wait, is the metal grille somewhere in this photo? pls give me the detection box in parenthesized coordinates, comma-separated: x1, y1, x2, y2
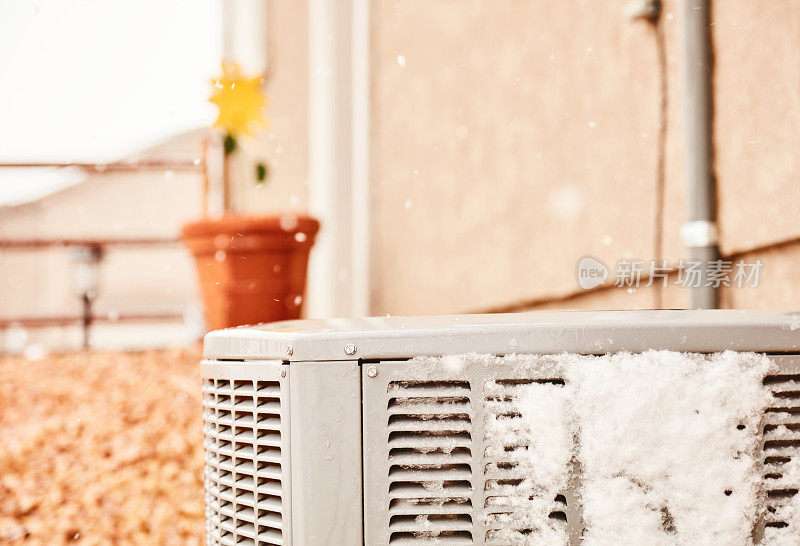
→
(386, 380, 475, 544)
(483, 377, 578, 544)
(761, 369, 800, 537)
(363, 360, 582, 544)
(364, 356, 800, 545)
(203, 377, 286, 546)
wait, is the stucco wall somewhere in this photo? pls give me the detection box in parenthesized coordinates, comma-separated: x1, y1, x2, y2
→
(369, 0, 800, 315)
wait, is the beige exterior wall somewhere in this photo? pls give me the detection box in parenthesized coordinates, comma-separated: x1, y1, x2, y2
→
(369, 0, 800, 315)
(2, 0, 800, 352)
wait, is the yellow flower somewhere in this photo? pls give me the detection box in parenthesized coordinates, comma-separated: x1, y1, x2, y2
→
(209, 62, 267, 137)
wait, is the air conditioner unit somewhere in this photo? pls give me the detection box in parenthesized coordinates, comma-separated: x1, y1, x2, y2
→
(201, 310, 800, 545)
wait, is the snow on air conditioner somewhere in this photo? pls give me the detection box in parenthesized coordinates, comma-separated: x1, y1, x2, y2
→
(200, 310, 800, 545)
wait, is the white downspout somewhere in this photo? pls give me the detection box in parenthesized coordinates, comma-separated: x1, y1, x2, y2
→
(308, 0, 370, 318)
(351, 0, 371, 317)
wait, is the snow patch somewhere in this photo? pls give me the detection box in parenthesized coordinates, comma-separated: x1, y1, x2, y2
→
(484, 379, 573, 545)
(565, 351, 771, 545)
(408, 350, 782, 544)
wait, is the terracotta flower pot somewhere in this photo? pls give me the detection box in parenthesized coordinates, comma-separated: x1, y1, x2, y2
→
(181, 214, 320, 331)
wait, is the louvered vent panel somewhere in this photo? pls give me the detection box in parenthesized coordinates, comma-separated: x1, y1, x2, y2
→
(203, 378, 285, 546)
(365, 355, 800, 545)
(386, 380, 475, 544)
(761, 371, 800, 538)
(482, 378, 573, 544)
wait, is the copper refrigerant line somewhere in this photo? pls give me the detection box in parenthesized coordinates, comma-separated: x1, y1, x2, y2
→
(0, 238, 177, 249)
(0, 157, 212, 218)
(0, 312, 182, 329)
(0, 160, 202, 171)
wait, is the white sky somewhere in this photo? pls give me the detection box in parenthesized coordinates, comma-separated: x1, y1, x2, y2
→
(0, 0, 222, 206)
(0, 0, 222, 163)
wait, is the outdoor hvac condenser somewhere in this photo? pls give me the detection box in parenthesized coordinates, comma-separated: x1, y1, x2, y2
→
(201, 310, 800, 545)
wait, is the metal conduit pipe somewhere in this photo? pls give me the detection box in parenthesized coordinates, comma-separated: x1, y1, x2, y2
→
(681, 0, 720, 309)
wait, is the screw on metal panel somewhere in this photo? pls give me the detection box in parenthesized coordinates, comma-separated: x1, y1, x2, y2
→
(280, 369, 286, 378)
(344, 343, 357, 356)
(285, 345, 293, 356)
(366, 366, 378, 378)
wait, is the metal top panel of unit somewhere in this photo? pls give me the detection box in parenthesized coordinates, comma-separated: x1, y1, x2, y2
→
(203, 309, 800, 362)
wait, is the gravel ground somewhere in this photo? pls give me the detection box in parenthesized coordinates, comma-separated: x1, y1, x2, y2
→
(0, 348, 204, 545)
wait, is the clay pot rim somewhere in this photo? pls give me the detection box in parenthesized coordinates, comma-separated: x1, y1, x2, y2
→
(182, 213, 320, 238)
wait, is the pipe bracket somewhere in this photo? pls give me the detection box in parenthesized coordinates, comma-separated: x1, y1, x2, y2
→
(681, 220, 718, 248)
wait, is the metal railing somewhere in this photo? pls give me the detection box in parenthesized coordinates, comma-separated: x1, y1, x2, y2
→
(0, 158, 207, 349)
